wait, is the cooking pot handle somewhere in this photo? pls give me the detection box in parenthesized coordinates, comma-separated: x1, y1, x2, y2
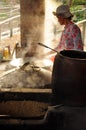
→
(38, 43, 58, 53)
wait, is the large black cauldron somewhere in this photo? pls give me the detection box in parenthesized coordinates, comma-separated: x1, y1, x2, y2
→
(51, 50, 86, 106)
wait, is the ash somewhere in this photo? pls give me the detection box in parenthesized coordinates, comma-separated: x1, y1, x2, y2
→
(0, 63, 52, 89)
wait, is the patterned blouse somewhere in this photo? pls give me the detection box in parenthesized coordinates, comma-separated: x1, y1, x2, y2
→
(56, 21, 83, 52)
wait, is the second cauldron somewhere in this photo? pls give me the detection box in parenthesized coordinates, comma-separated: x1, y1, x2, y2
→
(51, 49, 86, 106)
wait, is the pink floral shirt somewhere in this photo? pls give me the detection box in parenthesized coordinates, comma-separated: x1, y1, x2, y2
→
(56, 21, 83, 52)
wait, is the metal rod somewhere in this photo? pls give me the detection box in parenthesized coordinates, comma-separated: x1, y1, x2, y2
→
(0, 67, 20, 78)
(38, 43, 58, 53)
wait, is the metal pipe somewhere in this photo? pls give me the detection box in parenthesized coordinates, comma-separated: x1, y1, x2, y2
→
(38, 43, 58, 53)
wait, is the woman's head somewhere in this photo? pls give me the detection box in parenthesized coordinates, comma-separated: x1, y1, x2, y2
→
(53, 4, 73, 25)
(53, 4, 73, 19)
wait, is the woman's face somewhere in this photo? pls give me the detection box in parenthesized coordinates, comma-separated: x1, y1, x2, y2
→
(57, 16, 65, 25)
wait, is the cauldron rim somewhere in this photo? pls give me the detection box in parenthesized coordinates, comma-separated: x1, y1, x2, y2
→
(59, 49, 86, 60)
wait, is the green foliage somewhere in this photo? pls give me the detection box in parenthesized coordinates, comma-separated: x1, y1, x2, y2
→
(63, 0, 86, 5)
(63, 0, 67, 4)
(62, 0, 86, 22)
(70, 5, 86, 22)
(0, 14, 7, 17)
(72, 0, 86, 5)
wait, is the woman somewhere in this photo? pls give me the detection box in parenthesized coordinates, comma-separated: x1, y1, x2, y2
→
(53, 4, 83, 51)
(46, 4, 83, 57)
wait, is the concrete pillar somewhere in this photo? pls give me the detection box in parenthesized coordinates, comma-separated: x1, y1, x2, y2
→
(20, 0, 45, 56)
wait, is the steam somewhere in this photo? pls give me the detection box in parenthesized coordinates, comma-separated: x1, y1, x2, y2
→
(44, 0, 62, 51)
(0, 63, 52, 89)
